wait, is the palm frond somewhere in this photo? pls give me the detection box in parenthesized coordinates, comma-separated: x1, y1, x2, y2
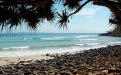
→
(57, 9, 69, 29)
(44, 0, 55, 22)
(64, 0, 82, 10)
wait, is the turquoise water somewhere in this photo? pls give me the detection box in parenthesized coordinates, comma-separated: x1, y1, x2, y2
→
(0, 33, 121, 57)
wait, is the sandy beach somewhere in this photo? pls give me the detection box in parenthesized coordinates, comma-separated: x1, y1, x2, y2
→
(0, 54, 54, 66)
(0, 45, 121, 75)
(0, 51, 80, 66)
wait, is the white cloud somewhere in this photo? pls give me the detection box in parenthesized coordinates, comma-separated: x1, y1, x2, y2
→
(86, 19, 103, 22)
(76, 7, 102, 18)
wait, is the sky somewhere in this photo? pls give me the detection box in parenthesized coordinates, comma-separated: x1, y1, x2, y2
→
(1, 2, 113, 33)
(38, 3, 113, 33)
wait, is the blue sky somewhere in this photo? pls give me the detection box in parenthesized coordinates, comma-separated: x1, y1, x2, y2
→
(37, 3, 113, 33)
(2, 2, 113, 33)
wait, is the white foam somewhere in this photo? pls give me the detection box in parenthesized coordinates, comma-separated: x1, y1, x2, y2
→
(3, 46, 29, 50)
(108, 42, 121, 46)
(53, 37, 65, 39)
(41, 38, 54, 40)
(109, 42, 121, 44)
(75, 35, 97, 38)
(41, 37, 66, 40)
(76, 44, 84, 46)
(75, 36, 88, 38)
(87, 43, 100, 45)
(0, 44, 108, 57)
(0, 42, 120, 57)
(79, 39, 98, 41)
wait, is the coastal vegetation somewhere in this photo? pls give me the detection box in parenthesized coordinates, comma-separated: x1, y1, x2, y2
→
(0, 0, 121, 32)
(0, 1, 121, 75)
(109, 0, 121, 34)
(99, 0, 121, 36)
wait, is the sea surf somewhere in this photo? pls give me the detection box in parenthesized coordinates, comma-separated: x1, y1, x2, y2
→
(0, 33, 121, 57)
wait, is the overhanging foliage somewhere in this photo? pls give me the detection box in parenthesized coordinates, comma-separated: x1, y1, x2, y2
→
(0, 0, 121, 31)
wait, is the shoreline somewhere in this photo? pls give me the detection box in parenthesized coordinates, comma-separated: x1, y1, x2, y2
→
(0, 54, 54, 66)
(0, 44, 108, 66)
(0, 51, 80, 66)
(99, 33, 121, 37)
(0, 45, 121, 74)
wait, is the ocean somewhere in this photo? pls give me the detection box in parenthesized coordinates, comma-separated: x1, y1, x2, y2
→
(0, 33, 121, 57)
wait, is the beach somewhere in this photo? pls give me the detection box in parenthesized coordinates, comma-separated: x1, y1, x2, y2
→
(0, 54, 54, 66)
(0, 45, 121, 75)
(0, 33, 121, 75)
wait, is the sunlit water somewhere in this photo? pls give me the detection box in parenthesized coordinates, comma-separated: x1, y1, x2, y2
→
(0, 33, 121, 57)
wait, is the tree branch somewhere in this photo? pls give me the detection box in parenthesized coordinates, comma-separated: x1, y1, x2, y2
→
(68, 0, 90, 17)
(64, 0, 80, 6)
(109, 19, 121, 25)
(93, 1, 121, 19)
(110, 1, 121, 10)
(0, 0, 51, 6)
(16, 0, 50, 18)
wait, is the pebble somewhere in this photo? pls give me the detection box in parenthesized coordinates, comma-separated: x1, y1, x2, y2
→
(0, 45, 121, 75)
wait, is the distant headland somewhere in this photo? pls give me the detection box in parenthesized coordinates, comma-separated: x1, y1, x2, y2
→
(99, 32, 121, 37)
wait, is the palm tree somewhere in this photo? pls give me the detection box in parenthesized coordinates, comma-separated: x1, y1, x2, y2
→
(0, 0, 121, 31)
(0, 0, 55, 31)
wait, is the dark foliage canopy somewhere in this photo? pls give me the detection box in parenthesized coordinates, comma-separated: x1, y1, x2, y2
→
(0, 0, 121, 31)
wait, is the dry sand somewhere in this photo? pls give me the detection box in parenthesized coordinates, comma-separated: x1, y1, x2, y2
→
(0, 54, 54, 66)
(0, 51, 79, 66)
(0, 45, 121, 75)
